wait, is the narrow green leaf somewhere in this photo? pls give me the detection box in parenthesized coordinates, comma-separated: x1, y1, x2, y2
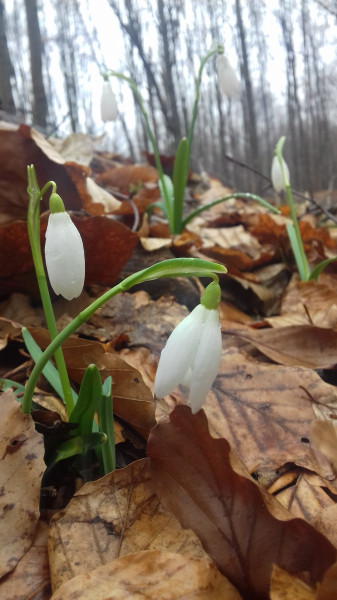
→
(286, 222, 309, 281)
(50, 432, 107, 466)
(97, 376, 116, 474)
(173, 137, 189, 233)
(309, 257, 337, 282)
(22, 327, 78, 403)
(182, 192, 280, 229)
(0, 379, 25, 398)
(120, 258, 227, 291)
(69, 364, 102, 436)
(159, 175, 174, 223)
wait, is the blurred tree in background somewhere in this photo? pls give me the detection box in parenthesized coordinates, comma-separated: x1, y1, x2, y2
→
(1, 0, 337, 193)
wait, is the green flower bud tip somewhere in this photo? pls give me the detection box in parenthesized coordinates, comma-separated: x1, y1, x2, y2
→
(201, 281, 221, 310)
(49, 193, 65, 214)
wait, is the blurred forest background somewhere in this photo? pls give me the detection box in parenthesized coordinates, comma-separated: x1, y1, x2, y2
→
(1, 0, 337, 194)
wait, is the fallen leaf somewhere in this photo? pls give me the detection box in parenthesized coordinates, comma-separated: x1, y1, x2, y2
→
(95, 164, 159, 195)
(30, 328, 156, 439)
(147, 406, 337, 600)
(270, 565, 316, 600)
(316, 562, 337, 599)
(273, 470, 336, 522)
(204, 348, 337, 479)
(311, 421, 337, 474)
(0, 213, 138, 298)
(48, 458, 208, 592)
(0, 390, 45, 577)
(224, 325, 337, 369)
(50, 550, 242, 600)
(0, 520, 50, 599)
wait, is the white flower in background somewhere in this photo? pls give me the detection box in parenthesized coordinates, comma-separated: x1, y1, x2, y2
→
(271, 155, 290, 193)
(217, 54, 240, 98)
(45, 193, 85, 301)
(154, 282, 222, 413)
(100, 80, 118, 122)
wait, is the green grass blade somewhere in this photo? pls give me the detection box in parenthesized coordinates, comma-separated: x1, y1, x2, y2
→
(69, 364, 102, 436)
(22, 327, 78, 403)
(309, 257, 337, 282)
(286, 222, 309, 281)
(173, 137, 189, 234)
(97, 376, 116, 474)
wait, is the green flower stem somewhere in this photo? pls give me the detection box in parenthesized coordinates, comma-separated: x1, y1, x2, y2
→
(186, 45, 223, 162)
(27, 166, 74, 414)
(107, 71, 173, 229)
(181, 192, 280, 229)
(284, 183, 310, 281)
(22, 258, 227, 414)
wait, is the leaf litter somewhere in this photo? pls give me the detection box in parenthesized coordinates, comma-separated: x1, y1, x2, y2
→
(2, 126, 337, 597)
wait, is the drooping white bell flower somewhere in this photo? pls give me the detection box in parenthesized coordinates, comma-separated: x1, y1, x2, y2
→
(217, 54, 240, 98)
(154, 282, 222, 413)
(271, 155, 290, 193)
(100, 79, 118, 122)
(45, 193, 85, 301)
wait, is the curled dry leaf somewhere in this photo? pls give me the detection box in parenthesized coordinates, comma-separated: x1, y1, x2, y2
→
(273, 470, 336, 523)
(205, 348, 337, 479)
(0, 390, 45, 578)
(50, 550, 242, 600)
(48, 458, 208, 592)
(147, 405, 337, 600)
(224, 324, 337, 369)
(0, 520, 50, 600)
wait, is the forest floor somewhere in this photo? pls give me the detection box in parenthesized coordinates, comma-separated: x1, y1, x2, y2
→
(1, 124, 337, 599)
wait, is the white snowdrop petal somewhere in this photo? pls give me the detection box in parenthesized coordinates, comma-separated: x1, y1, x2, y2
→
(100, 81, 118, 122)
(45, 212, 85, 301)
(271, 155, 290, 193)
(217, 54, 240, 98)
(154, 304, 206, 399)
(189, 309, 222, 413)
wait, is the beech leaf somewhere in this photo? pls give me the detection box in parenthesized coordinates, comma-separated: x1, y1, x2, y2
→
(147, 405, 337, 600)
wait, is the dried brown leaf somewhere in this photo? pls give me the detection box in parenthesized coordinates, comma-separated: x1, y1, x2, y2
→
(0, 213, 138, 298)
(311, 421, 337, 473)
(225, 325, 337, 369)
(50, 550, 242, 600)
(0, 390, 45, 577)
(147, 406, 337, 600)
(30, 328, 155, 438)
(205, 348, 336, 478)
(48, 458, 208, 592)
(0, 520, 50, 599)
(270, 565, 316, 600)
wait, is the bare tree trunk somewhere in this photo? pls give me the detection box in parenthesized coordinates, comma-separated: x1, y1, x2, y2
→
(24, 0, 48, 128)
(235, 0, 260, 190)
(0, 0, 15, 114)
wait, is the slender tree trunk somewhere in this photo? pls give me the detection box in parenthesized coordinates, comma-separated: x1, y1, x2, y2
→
(235, 0, 260, 189)
(0, 0, 15, 114)
(24, 0, 48, 128)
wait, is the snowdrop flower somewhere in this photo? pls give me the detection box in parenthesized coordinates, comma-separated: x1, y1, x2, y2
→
(45, 193, 85, 301)
(155, 282, 222, 413)
(271, 155, 290, 193)
(217, 54, 240, 98)
(100, 79, 118, 122)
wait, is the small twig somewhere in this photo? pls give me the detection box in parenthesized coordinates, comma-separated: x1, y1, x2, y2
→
(224, 153, 272, 184)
